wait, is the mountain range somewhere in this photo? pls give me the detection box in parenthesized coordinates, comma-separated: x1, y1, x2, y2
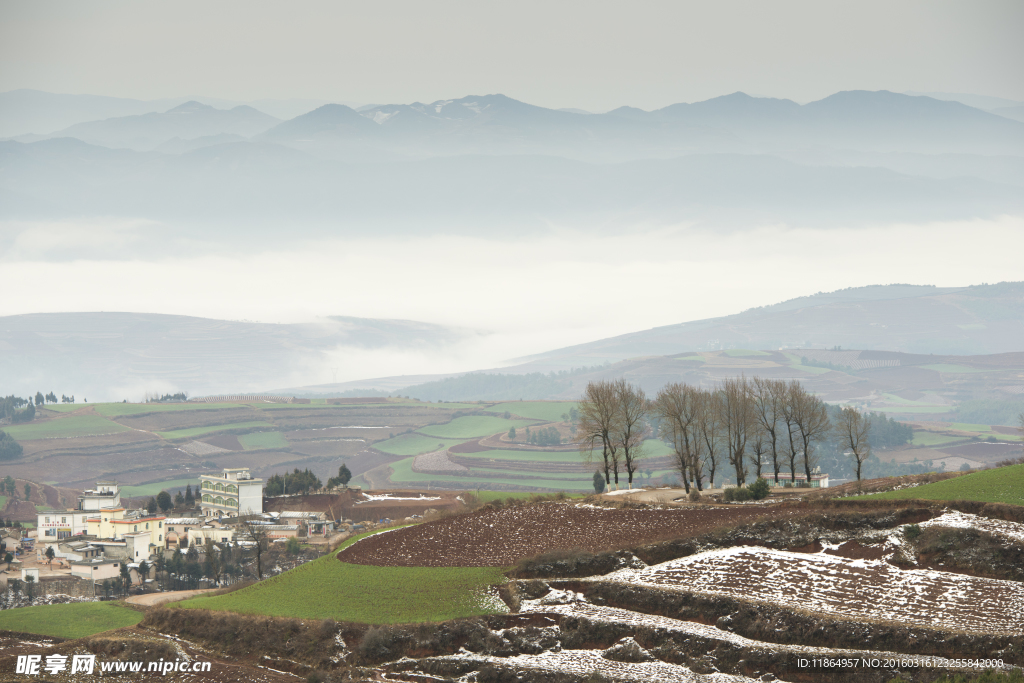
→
(2, 90, 1023, 237)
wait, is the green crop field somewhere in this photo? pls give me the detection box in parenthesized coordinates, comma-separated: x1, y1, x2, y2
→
(156, 421, 274, 440)
(858, 464, 1024, 506)
(237, 431, 290, 450)
(948, 423, 991, 432)
(418, 416, 536, 439)
(485, 401, 577, 422)
(93, 402, 244, 417)
(724, 349, 770, 357)
(874, 406, 953, 414)
(0, 601, 143, 638)
(0, 495, 7, 508)
(910, 432, 966, 447)
(387, 457, 594, 491)
(455, 448, 582, 463)
(374, 434, 468, 456)
(3, 415, 132, 440)
(120, 478, 198, 498)
(38, 404, 83, 413)
(176, 530, 508, 623)
(920, 364, 996, 374)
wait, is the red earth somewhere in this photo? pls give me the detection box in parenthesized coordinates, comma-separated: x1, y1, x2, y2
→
(337, 502, 802, 567)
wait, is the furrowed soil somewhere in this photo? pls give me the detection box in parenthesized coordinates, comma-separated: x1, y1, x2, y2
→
(336, 503, 804, 567)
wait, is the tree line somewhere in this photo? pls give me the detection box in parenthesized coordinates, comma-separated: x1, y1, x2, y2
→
(577, 377, 880, 492)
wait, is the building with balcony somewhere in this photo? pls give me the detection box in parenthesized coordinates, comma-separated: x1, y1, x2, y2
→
(78, 481, 120, 511)
(199, 468, 263, 518)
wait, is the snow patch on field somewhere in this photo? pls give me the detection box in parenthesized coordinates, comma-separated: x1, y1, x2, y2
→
(518, 591, 1004, 667)
(356, 493, 442, 503)
(603, 488, 647, 496)
(420, 649, 757, 682)
(603, 545, 1024, 634)
(919, 510, 1024, 544)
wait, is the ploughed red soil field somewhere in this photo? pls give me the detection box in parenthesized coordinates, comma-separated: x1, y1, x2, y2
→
(337, 502, 803, 567)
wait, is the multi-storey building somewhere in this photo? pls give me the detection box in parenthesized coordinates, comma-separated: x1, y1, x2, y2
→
(199, 468, 263, 518)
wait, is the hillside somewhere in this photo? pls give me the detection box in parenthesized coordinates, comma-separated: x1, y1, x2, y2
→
(515, 282, 1024, 366)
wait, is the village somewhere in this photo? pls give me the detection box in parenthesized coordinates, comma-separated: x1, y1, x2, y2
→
(0, 468, 352, 604)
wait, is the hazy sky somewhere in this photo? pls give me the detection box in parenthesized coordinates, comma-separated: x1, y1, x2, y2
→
(2, 0, 1022, 110)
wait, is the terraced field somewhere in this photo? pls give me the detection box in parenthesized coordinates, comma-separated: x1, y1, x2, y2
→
(3, 415, 131, 440)
(606, 544, 1024, 634)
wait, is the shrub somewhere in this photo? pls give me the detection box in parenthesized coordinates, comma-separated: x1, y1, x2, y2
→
(903, 523, 922, 540)
(733, 487, 753, 502)
(593, 472, 606, 494)
(748, 477, 770, 500)
(688, 489, 701, 503)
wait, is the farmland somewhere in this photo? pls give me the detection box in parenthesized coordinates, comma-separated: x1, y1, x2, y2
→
(177, 530, 509, 623)
(337, 503, 801, 567)
(237, 431, 290, 450)
(157, 420, 275, 440)
(860, 463, 1024, 505)
(0, 601, 142, 639)
(417, 415, 536, 439)
(3, 415, 131, 440)
(604, 545, 1024, 634)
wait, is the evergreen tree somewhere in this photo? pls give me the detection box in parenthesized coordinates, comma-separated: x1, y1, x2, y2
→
(185, 484, 194, 507)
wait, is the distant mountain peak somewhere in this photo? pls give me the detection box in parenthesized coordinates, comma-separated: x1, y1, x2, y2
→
(166, 100, 216, 114)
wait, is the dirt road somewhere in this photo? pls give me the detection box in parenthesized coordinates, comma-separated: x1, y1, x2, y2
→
(125, 588, 213, 607)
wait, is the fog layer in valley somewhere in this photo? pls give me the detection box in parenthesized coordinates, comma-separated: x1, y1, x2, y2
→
(1, 88, 1022, 399)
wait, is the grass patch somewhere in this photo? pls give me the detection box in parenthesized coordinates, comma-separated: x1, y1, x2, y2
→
(93, 402, 245, 417)
(723, 349, 770, 357)
(859, 464, 1024, 506)
(0, 601, 142, 638)
(419, 416, 536, 439)
(920, 364, 996, 374)
(873, 406, 954, 414)
(388, 457, 595, 491)
(373, 434, 468, 456)
(3, 415, 131, 440)
(0, 495, 6, 508)
(176, 529, 508, 624)
(948, 423, 992, 432)
(456, 448, 582, 463)
(237, 431, 290, 450)
(38, 404, 83, 413)
(485, 401, 578, 422)
(120, 478, 198, 498)
(157, 421, 273, 440)
(911, 432, 966, 447)
(675, 355, 705, 362)
(782, 354, 832, 375)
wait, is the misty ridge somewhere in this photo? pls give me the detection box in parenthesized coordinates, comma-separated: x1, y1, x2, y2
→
(2, 88, 1024, 248)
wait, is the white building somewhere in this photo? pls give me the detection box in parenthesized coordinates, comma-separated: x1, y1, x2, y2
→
(37, 510, 91, 540)
(78, 481, 121, 511)
(199, 468, 263, 518)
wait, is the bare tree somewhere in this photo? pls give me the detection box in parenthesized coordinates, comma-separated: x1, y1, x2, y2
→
(835, 406, 872, 481)
(747, 420, 768, 479)
(780, 381, 802, 483)
(720, 377, 752, 486)
(751, 377, 785, 482)
(790, 385, 831, 484)
(612, 380, 648, 488)
(697, 389, 723, 488)
(577, 381, 621, 489)
(653, 383, 703, 493)
(239, 511, 269, 580)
